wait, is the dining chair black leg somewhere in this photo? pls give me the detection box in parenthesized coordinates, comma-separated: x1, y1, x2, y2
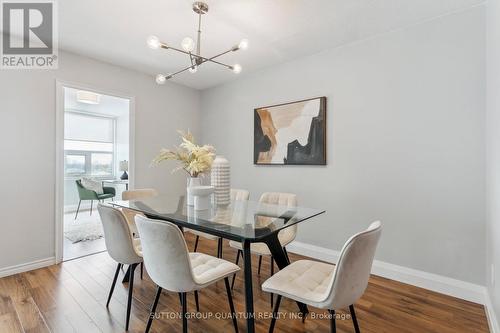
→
(140, 262, 144, 280)
(106, 263, 121, 307)
(231, 249, 242, 290)
(75, 200, 81, 220)
(145, 286, 162, 333)
(217, 238, 223, 258)
(126, 263, 138, 331)
(224, 278, 239, 333)
(178, 293, 183, 306)
(257, 256, 262, 275)
(329, 309, 336, 333)
(90, 200, 93, 215)
(269, 295, 282, 333)
(122, 265, 131, 283)
(194, 291, 200, 312)
(194, 236, 199, 252)
(181, 292, 188, 333)
(349, 304, 360, 333)
(270, 256, 274, 308)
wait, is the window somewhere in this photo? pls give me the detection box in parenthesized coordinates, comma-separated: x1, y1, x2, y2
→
(65, 155, 86, 175)
(91, 153, 113, 176)
(64, 112, 115, 178)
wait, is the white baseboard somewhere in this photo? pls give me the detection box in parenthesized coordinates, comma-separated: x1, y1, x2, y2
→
(0, 257, 56, 279)
(486, 292, 500, 333)
(287, 241, 499, 330)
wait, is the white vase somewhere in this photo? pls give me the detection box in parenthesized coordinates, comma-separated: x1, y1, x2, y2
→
(186, 177, 201, 206)
(211, 156, 230, 206)
(188, 186, 214, 211)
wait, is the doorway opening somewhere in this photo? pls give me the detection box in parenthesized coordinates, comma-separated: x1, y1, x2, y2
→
(57, 84, 133, 261)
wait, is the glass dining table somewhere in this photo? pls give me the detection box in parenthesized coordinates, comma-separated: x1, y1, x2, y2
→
(111, 195, 325, 333)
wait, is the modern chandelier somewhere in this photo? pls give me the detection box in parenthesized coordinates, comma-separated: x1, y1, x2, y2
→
(147, 1, 248, 84)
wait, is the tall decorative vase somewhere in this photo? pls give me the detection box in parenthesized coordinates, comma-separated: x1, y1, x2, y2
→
(186, 177, 201, 206)
(211, 156, 230, 206)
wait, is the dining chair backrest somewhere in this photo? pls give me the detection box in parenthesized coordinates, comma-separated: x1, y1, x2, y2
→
(260, 192, 297, 207)
(121, 188, 159, 235)
(97, 204, 142, 265)
(231, 189, 250, 201)
(135, 215, 197, 292)
(325, 221, 382, 309)
(260, 192, 298, 243)
(122, 188, 159, 200)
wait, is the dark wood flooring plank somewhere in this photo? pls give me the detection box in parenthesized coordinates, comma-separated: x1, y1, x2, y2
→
(0, 275, 50, 333)
(23, 266, 101, 333)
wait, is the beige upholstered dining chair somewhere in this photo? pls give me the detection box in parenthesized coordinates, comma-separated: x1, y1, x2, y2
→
(135, 215, 240, 333)
(229, 192, 297, 303)
(188, 188, 250, 258)
(97, 204, 144, 331)
(262, 221, 382, 333)
(121, 188, 159, 236)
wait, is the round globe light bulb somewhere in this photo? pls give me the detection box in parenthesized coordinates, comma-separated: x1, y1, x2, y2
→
(238, 39, 249, 50)
(181, 37, 195, 52)
(155, 74, 167, 85)
(147, 36, 161, 50)
(188, 65, 198, 73)
(232, 64, 242, 74)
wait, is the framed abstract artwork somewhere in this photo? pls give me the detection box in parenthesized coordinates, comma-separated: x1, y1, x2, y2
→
(254, 96, 327, 165)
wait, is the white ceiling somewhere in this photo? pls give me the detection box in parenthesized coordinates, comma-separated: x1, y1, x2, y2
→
(59, 0, 484, 90)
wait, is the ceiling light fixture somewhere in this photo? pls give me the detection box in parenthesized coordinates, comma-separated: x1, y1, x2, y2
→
(147, 1, 248, 83)
(76, 90, 101, 104)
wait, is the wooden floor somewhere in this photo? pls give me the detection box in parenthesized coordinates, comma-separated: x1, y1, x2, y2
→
(0, 233, 490, 333)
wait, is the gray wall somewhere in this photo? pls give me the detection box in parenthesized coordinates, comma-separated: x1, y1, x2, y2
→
(0, 51, 200, 270)
(200, 7, 486, 284)
(487, 0, 500, 320)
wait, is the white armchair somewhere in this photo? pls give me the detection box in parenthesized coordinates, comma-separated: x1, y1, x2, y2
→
(97, 204, 144, 331)
(262, 221, 382, 333)
(135, 215, 241, 333)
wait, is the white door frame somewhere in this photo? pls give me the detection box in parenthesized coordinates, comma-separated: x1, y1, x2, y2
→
(55, 80, 136, 263)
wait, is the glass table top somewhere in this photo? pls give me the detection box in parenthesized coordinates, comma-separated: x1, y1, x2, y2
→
(111, 195, 325, 242)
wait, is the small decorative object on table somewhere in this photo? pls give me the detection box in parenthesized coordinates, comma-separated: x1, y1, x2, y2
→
(119, 160, 129, 180)
(188, 186, 214, 210)
(211, 156, 230, 206)
(152, 130, 216, 206)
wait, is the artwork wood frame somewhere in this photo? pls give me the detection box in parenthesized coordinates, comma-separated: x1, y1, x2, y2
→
(254, 96, 327, 165)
